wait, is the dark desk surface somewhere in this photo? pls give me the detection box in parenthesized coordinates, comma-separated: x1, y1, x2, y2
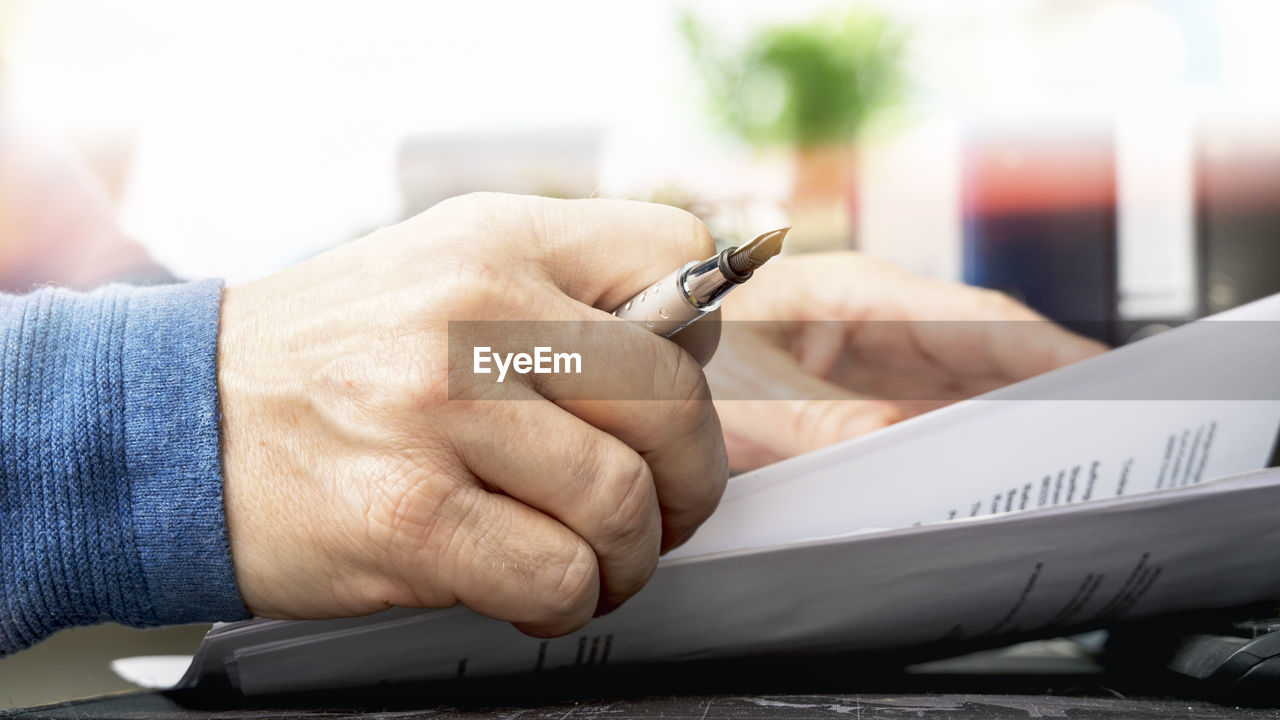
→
(7, 689, 1280, 720)
(6, 652, 1280, 720)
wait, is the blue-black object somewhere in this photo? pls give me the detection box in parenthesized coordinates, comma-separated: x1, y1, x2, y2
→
(963, 210, 1117, 342)
(962, 133, 1118, 344)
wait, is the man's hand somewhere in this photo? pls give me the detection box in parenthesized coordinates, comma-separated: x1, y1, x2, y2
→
(217, 193, 728, 637)
(709, 252, 1107, 470)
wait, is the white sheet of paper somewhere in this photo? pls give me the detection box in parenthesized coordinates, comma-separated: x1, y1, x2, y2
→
(185, 467, 1280, 695)
(676, 292, 1280, 557)
(179, 293, 1280, 695)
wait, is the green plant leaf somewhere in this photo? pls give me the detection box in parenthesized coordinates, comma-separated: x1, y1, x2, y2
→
(682, 7, 905, 149)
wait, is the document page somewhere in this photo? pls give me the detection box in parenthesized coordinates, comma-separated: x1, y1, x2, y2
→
(185, 467, 1280, 695)
(676, 292, 1280, 556)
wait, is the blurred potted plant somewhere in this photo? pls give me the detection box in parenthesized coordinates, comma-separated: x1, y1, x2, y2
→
(682, 8, 904, 250)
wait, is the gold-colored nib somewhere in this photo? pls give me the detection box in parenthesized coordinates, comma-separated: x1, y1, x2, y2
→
(727, 226, 790, 276)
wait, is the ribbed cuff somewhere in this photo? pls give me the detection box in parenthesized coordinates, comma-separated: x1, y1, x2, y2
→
(123, 279, 248, 624)
(0, 281, 247, 656)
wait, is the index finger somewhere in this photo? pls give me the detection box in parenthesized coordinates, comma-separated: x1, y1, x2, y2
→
(448, 193, 719, 311)
(905, 285, 1109, 381)
(753, 253, 1107, 380)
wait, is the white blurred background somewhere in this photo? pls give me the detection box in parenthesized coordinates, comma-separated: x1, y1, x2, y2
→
(3, 1, 1278, 290)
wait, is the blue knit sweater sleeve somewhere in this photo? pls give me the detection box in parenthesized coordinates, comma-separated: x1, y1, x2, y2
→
(0, 280, 250, 655)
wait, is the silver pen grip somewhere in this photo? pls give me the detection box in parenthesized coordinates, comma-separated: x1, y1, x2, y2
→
(611, 261, 701, 338)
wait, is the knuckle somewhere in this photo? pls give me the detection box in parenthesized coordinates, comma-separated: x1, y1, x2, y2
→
(359, 466, 477, 564)
(408, 347, 453, 405)
(672, 469, 728, 538)
(418, 192, 518, 244)
(539, 538, 599, 621)
(687, 459, 729, 525)
(669, 205, 716, 259)
(592, 451, 658, 554)
(607, 546, 659, 608)
(519, 194, 558, 245)
(413, 479, 484, 566)
(430, 190, 499, 216)
(417, 193, 470, 225)
(436, 259, 517, 315)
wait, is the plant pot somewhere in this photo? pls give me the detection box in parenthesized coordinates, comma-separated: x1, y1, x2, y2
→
(788, 145, 857, 252)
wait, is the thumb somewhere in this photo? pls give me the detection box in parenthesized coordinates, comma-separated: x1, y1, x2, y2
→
(707, 336, 901, 464)
(669, 308, 721, 367)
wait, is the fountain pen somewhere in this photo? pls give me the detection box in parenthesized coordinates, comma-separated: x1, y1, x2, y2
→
(611, 226, 789, 337)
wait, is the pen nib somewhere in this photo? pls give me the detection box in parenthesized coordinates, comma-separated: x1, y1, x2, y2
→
(727, 226, 789, 276)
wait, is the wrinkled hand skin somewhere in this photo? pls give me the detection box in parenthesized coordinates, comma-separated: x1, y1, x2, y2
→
(710, 252, 1108, 470)
(218, 193, 728, 638)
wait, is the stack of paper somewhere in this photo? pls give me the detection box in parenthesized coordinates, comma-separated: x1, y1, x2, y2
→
(180, 295, 1280, 696)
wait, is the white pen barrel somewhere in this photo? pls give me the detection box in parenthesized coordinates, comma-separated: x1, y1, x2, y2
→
(611, 266, 701, 337)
